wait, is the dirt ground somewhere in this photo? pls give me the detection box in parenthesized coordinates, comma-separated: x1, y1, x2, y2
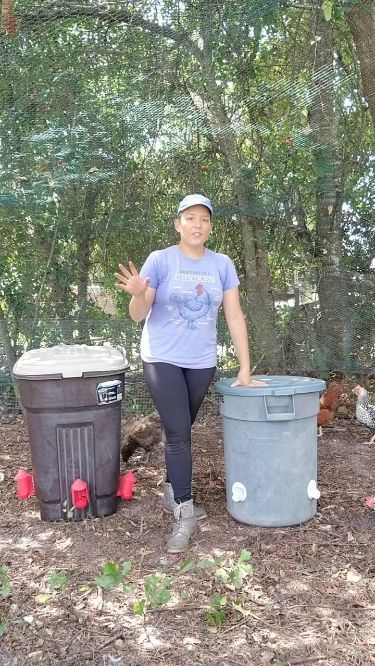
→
(1, 406, 375, 666)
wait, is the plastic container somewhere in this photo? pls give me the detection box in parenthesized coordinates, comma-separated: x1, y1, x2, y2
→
(215, 375, 326, 527)
(13, 344, 129, 521)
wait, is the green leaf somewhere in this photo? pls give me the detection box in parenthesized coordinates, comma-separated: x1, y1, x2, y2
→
(66, 506, 75, 520)
(215, 567, 229, 583)
(123, 583, 135, 594)
(133, 600, 146, 616)
(197, 558, 215, 570)
(229, 570, 244, 589)
(163, 577, 173, 588)
(239, 549, 252, 563)
(0, 617, 6, 637)
(211, 595, 227, 610)
(180, 558, 194, 573)
(95, 574, 117, 590)
(0, 566, 11, 599)
(121, 561, 132, 576)
(144, 574, 161, 597)
(149, 588, 172, 608)
(102, 562, 120, 577)
(95, 561, 122, 589)
(322, 0, 333, 21)
(48, 570, 69, 591)
(180, 590, 191, 600)
(144, 573, 173, 608)
(204, 609, 226, 628)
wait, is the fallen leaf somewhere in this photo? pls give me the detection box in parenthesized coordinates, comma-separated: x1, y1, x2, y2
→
(346, 568, 362, 583)
(91, 587, 103, 611)
(27, 651, 43, 662)
(35, 594, 52, 605)
(363, 496, 375, 510)
(23, 615, 34, 625)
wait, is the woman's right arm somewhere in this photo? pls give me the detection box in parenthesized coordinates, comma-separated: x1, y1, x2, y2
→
(129, 289, 156, 321)
(115, 261, 156, 322)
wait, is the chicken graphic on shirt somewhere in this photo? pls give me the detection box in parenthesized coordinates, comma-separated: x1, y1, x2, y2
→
(170, 283, 211, 329)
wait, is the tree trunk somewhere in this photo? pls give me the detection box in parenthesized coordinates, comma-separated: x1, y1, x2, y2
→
(76, 188, 97, 344)
(0, 302, 17, 374)
(196, 76, 279, 368)
(346, 0, 375, 127)
(0, 301, 21, 408)
(76, 227, 92, 344)
(52, 278, 73, 342)
(309, 6, 348, 371)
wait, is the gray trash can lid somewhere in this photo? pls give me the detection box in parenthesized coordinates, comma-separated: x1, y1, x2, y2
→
(13, 344, 129, 379)
(215, 375, 326, 396)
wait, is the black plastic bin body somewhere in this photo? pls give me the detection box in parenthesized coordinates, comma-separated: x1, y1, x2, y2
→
(13, 344, 129, 522)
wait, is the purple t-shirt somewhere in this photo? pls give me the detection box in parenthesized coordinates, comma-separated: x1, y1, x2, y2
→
(139, 245, 240, 369)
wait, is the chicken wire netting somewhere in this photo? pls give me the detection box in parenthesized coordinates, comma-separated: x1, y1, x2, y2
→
(0, 1, 374, 415)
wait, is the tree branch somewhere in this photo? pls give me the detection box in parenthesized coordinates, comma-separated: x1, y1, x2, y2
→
(19, 4, 190, 45)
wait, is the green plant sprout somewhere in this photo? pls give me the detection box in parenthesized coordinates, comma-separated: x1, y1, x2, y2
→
(0, 565, 11, 598)
(133, 573, 173, 617)
(48, 570, 69, 591)
(95, 561, 132, 591)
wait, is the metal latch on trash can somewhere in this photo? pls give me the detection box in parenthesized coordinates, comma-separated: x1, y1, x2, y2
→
(97, 380, 123, 405)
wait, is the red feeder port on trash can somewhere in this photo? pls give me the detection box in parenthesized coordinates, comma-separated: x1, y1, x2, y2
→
(117, 471, 136, 500)
(71, 479, 90, 509)
(14, 469, 35, 499)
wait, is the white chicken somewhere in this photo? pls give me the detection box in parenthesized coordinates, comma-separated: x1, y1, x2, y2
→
(352, 385, 375, 444)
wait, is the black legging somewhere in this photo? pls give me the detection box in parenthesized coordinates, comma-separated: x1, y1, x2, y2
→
(143, 361, 216, 503)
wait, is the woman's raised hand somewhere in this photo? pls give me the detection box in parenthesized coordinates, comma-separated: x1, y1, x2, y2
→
(115, 262, 150, 297)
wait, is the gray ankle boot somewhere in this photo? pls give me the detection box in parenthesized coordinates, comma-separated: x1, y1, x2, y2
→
(167, 499, 198, 554)
(163, 482, 207, 520)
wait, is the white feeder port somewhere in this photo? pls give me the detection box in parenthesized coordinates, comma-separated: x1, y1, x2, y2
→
(307, 480, 320, 500)
(232, 482, 247, 502)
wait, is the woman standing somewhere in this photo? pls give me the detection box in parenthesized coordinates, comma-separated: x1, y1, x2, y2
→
(115, 194, 265, 553)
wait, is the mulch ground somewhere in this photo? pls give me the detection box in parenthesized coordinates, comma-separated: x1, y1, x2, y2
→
(1, 406, 375, 666)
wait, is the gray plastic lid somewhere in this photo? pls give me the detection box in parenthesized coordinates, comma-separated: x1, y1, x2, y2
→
(13, 344, 129, 379)
(215, 375, 326, 396)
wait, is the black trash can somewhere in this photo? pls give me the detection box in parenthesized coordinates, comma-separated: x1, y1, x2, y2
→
(13, 344, 129, 521)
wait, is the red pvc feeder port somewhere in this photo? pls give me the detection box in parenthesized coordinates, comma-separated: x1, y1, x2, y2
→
(14, 470, 35, 499)
(117, 471, 136, 500)
(71, 479, 89, 509)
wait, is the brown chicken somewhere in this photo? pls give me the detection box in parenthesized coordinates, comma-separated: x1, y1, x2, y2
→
(317, 382, 343, 436)
(121, 411, 165, 462)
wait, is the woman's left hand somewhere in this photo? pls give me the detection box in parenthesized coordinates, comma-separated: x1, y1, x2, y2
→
(231, 370, 268, 387)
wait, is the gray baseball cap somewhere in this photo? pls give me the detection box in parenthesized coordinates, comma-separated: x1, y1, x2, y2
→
(177, 194, 213, 216)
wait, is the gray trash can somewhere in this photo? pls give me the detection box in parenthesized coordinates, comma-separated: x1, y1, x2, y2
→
(13, 344, 129, 522)
(215, 375, 326, 527)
